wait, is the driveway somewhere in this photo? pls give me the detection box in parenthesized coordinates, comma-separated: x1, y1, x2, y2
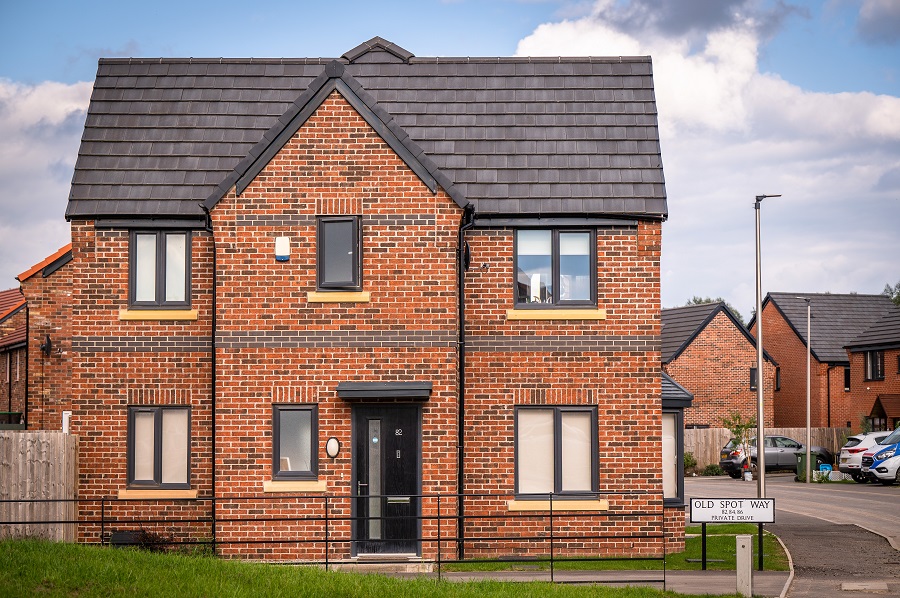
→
(686, 474, 900, 596)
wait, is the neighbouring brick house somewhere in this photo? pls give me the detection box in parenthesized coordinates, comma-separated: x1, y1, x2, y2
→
(750, 293, 897, 429)
(662, 302, 775, 428)
(55, 37, 681, 560)
(15, 244, 74, 432)
(845, 307, 900, 430)
(0, 288, 27, 425)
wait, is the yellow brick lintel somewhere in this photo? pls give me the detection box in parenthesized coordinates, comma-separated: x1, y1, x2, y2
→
(507, 499, 609, 512)
(119, 309, 199, 321)
(263, 480, 328, 493)
(306, 291, 371, 303)
(118, 489, 198, 500)
(506, 308, 606, 321)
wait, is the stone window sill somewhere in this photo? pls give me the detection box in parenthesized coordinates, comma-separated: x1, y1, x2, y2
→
(118, 489, 198, 499)
(507, 499, 609, 512)
(263, 480, 328, 493)
(119, 309, 199, 321)
(506, 308, 606, 321)
(306, 291, 370, 303)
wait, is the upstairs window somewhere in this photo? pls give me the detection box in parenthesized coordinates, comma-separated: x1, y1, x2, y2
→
(127, 405, 190, 489)
(865, 350, 885, 381)
(515, 229, 595, 307)
(844, 366, 851, 391)
(750, 367, 758, 390)
(130, 231, 190, 308)
(317, 216, 361, 290)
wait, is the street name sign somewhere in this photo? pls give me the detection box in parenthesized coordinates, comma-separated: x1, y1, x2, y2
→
(690, 498, 775, 523)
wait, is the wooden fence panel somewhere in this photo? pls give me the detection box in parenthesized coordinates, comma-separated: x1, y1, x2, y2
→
(0, 431, 77, 541)
(685, 427, 850, 469)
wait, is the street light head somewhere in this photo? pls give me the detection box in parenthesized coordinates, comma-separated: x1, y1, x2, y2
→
(755, 194, 782, 202)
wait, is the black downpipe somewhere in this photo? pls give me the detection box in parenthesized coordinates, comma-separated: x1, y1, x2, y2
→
(202, 206, 218, 552)
(456, 204, 475, 560)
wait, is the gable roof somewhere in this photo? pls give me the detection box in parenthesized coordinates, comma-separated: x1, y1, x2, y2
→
(16, 244, 73, 282)
(870, 394, 900, 421)
(0, 288, 26, 350)
(846, 306, 900, 351)
(661, 302, 768, 364)
(755, 293, 896, 364)
(66, 37, 667, 222)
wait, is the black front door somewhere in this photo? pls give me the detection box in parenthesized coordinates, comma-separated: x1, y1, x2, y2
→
(353, 404, 420, 555)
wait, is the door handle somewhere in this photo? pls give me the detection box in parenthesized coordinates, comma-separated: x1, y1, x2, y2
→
(357, 482, 368, 495)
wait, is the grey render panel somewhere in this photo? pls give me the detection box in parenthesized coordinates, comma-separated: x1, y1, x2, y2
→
(66, 40, 668, 221)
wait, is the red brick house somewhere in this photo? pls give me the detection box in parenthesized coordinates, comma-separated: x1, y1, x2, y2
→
(55, 37, 679, 560)
(750, 293, 896, 429)
(845, 307, 900, 430)
(662, 302, 775, 428)
(0, 288, 27, 426)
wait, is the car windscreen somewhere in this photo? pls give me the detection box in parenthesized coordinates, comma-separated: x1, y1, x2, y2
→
(880, 429, 900, 445)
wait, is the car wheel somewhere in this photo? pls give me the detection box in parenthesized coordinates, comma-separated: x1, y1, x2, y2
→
(880, 478, 896, 486)
(851, 473, 868, 484)
(728, 471, 741, 479)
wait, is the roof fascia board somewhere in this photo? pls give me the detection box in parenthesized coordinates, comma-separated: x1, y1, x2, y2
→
(0, 301, 25, 324)
(94, 218, 206, 230)
(847, 342, 900, 352)
(42, 251, 73, 278)
(473, 217, 637, 228)
(664, 304, 722, 365)
(0, 340, 26, 352)
(665, 303, 778, 366)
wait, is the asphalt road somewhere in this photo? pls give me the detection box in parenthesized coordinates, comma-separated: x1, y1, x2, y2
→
(685, 473, 900, 596)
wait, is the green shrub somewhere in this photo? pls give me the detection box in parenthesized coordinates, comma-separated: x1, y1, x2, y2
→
(684, 452, 698, 471)
(701, 464, 725, 476)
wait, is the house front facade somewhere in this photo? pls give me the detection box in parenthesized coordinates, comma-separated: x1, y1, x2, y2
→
(0, 288, 27, 426)
(845, 307, 900, 430)
(662, 302, 775, 429)
(56, 38, 680, 560)
(751, 293, 896, 429)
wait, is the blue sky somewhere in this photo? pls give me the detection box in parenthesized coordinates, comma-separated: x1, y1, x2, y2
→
(1, 0, 898, 318)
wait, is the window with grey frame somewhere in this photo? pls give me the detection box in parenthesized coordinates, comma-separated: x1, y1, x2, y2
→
(514, 229, 596, 307)
(750, 367, 758, 390)
(662, 409, 685, 505)
(844, 365, 851, 391)
(865, 350, 885, 381)
(272, 404, 318, 480)
(129, 230, 190, 308)
(127, 405, 190, 489)
(317, 216, 361, 290)
(514, 405, 598, 497)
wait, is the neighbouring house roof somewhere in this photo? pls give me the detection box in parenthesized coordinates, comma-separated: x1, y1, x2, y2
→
(661, 302, 770, 365)
(845, 306, 900, 352)
(66, 37, 667, 222)
(753, 293, 897, 364)
(16, 244, 73, 282)
(661, 372, 693, 408)
(0, 288, 26, 350)
(870, 395, 900, 422)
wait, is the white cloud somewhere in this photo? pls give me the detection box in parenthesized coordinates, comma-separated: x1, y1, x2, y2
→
(0, 79, 91, 287)
(515, 4, 900, 316)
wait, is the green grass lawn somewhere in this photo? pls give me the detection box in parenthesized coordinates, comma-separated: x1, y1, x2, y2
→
(443, 524, 788, 572)
(1, 538, 756, 598)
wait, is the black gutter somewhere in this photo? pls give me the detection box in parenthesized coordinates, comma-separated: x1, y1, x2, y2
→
(201, 205, 218, 553)
(456, 203, 475, 560)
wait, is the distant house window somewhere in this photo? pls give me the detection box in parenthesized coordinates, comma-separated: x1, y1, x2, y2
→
(273, 405, 318, 480)
(844, 366, 851, 391)
(15, 352, 19, 382)
(515, 229, 595, 307)
(897, 355, 900, 375)
(775, 367, 781, 391)
(750, 367, 758, 391)
(130, 231, 190, 308)
(127, 405, 190, 489)
(865, 351, 884, 381)
(662, 410, 685, 504)
(317, 216, 361, 290)
(515, 406, 597, 496)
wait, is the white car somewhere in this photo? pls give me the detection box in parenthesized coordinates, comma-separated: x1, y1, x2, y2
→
(839, 431, 891, 483)
(870, 454, 900, 486)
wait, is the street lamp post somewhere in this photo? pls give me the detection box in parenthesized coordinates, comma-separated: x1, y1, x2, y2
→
(755, 194, 780, 499)
(798, 297, 811, 484)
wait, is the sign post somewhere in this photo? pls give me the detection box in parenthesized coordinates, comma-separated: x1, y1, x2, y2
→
(690, 498, 775, 570)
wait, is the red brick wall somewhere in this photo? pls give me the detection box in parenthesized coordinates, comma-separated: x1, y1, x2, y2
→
(664, 311, 775, 428)
(753, 304, 848, 428)
(0, 313, 27, 420)
(19, 260, 73, 431)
